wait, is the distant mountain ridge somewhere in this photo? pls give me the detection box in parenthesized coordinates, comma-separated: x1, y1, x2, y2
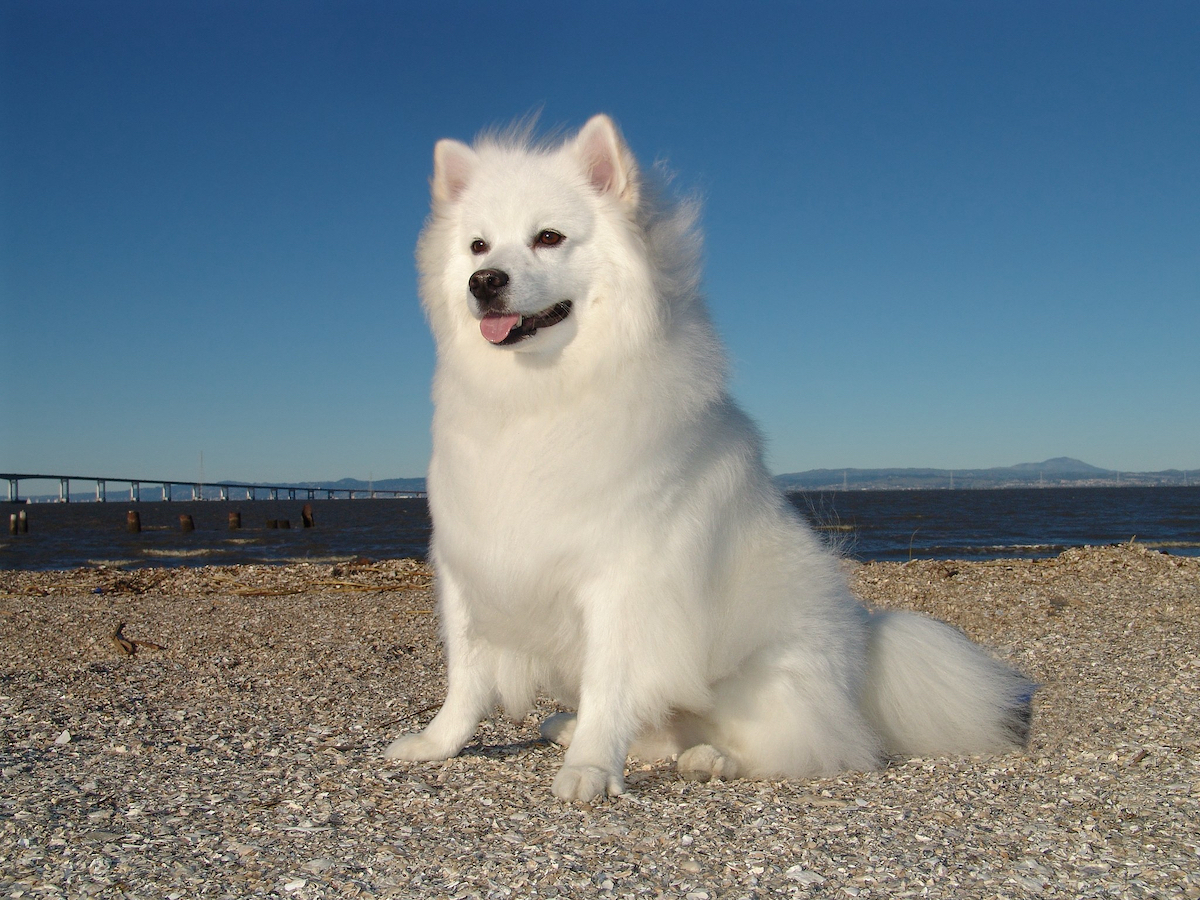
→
(773, 457, 1197, 491)
(297, 458, 1195, 494)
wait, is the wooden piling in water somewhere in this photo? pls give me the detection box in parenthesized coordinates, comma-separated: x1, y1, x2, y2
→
(126, 510, 141, 533)
(302, 503, 315, 528)
(18, 510, 28, 533)
(229, 511, 241, 530)
(179, 514, 195, 533)
(8, 513, 16, 536)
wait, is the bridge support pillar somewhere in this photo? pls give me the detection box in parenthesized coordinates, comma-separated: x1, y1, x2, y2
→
(60, 478, 70, 503)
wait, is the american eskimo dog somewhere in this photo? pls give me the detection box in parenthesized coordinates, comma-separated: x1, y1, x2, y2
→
(385, 115, 1033, 801)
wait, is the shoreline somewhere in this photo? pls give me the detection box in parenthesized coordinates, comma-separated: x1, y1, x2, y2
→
(2, 546, 1198, 898)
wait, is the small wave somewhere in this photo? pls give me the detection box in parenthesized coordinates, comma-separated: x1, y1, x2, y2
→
(141, 547, 225, 558)
(978, 543, 1063, 553)
(901, 543, 1066, 560)
(271, 554, 367, 566)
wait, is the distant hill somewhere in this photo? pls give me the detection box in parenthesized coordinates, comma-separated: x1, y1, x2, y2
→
(773, 457, 1198, 491)
(306, 459, 1196, 493)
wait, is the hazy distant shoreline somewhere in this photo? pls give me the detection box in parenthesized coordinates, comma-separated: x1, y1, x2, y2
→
(7, 457, 1198, 504)
(773, 456, 1199, 491)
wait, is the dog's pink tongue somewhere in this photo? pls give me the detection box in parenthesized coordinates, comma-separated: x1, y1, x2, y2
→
(481, 313, 521, 344)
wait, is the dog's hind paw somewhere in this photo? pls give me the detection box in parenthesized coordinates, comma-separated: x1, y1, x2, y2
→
(539, 712, 577, 748)
(677, 744, 739, 782)
(551, 764, 624, 802)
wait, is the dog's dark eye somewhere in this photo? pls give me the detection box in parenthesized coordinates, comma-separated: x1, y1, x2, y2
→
(534, 230, 564, 248)
(470, 239, 489, 255)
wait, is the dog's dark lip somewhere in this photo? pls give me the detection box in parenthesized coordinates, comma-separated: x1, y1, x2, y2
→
(487, 300, 573, 346)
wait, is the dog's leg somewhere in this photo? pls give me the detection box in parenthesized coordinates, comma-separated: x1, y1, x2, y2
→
(550, 572, 713, 800)
(550, 585, 646, 801)
(551, 694, 631, 802)
(384, 571, 494, 761)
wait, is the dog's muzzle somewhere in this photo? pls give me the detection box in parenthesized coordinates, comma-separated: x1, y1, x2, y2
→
(468, 267, 572, 346)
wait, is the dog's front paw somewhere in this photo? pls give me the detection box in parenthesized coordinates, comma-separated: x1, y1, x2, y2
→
(551, 764, 625, 802)
(383, 731, 461, 762)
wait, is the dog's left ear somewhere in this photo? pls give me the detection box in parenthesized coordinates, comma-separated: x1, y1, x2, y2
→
(431, 138, 478, 204)
(571, 115, 639, 206)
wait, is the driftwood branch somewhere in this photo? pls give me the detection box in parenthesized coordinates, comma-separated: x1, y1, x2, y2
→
(111, 622, 166, 656)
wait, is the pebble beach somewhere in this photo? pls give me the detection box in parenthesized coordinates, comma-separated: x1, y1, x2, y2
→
(2, 544, 1198, 899)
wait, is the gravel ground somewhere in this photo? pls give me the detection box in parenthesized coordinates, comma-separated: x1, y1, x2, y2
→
(2, 545, 1198, 899)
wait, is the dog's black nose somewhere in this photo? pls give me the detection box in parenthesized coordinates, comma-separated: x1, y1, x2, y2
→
(469, 268, 509, 306)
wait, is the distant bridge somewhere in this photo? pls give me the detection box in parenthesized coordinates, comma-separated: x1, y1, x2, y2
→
(2, 473, 425, 504)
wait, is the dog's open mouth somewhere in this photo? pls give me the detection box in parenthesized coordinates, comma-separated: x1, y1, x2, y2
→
(480, 301, 573, 345)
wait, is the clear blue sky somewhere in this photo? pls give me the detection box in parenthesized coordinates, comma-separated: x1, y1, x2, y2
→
(3, 0, 1197, 484)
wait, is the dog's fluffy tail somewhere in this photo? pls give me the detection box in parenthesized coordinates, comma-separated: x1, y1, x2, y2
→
(862, 610, 1034, 758)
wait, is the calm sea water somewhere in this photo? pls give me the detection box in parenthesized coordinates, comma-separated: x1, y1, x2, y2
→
(2, 487, 1197, 571)
(792, 485, 1200, 561)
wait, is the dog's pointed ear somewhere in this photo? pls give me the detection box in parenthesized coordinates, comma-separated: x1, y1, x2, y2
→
(432, 139, 478, 204)
(571, 114, 639, 206)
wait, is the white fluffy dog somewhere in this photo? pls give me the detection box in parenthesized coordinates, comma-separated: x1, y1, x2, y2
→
(385, 115, 1033, 802)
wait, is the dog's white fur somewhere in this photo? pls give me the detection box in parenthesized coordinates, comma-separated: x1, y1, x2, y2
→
(385, 115, 1033, 801)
